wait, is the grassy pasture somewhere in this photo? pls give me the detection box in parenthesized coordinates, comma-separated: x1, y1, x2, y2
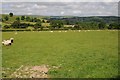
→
(41, 23, 50, 27)
(20, 22, 36, 25)
(2, 15, 21, 23)
(2, 30, 118, 78)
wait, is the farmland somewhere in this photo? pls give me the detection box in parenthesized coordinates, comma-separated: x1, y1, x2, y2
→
(2, 30, 118, 78)
(1, 14, 120, 31)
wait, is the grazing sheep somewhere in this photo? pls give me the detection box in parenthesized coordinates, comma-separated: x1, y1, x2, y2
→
(2, 40, 11, 46)
(64, 31, 67, 32)
(2, 40, 6, 45)
(10, 38, 14, 43)
(2, 38, 14, 46)
(58, 31, 61, 32)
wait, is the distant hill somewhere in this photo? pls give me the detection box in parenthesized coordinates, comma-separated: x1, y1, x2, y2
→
(45, 16, 119, 25)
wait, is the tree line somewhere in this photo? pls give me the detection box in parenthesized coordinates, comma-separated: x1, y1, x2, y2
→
(1, 13, 120, 30)
(48, 16, 120, 30)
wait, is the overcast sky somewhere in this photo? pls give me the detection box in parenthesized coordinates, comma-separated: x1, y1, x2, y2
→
(1, 1, 119, 16)
(1, 0, 120, 2)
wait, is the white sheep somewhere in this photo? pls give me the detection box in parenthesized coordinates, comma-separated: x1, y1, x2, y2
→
(2, 38, 14, 46)
(58, 31, 61, 32)
(2, 40, 6, 45)
(10, 38, 14, 43)
(64, 31, 67, 32)
(2, 40, 11, 46)
(78, 30, 81, 32)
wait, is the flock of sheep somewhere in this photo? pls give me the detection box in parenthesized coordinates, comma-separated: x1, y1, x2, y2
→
(2, 38, 14, 46)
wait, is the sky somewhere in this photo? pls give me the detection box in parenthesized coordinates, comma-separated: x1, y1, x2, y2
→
(1, 0, 119, 16)
(1, 0, 120, 2)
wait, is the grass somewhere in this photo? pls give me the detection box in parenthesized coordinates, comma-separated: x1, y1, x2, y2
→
(20, 22, 36, 25)
(41, 23, 50, 27)
(2, 30, 118, 78)
(2, 15, 21, 23)
(1, 22, 11, 27)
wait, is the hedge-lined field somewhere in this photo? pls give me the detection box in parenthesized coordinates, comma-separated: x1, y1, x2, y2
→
(2, 30, 118, 78)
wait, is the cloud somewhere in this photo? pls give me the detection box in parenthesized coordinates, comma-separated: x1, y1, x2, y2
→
(25, 7, 32, 11)
(33, 4, 40, 8)
(73, 10, 81, 14)
(14, 4, 25, 8)
(2, 2, 118, 16)
(60, 11, 64, 15)
(32, 4, 47, 8)
(2, 0, 120, 2)
(27, 12, 32, 15)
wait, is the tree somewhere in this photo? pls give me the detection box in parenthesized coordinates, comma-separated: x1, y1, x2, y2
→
(4, 16, 9, 21)
(108, 22, 120, 29)
(33, 18, 37, 22)
(0, 18, 4, 22)
(36, 19, 41, 22)
(98, 22, 106, 29)
(21, 16, 25, 20)
(90, 22, 99, 30)
(9, 13, 13, 17)
(74, 22, 79, 29)
(34, 21, 41, 30)
(26, 16, 31, 21)
(20, 23, 29, 28)
(30, 18, 34, 22)
(66, 20, 70, 25)
(16, 17, 20, 21)
(42, 20, 45, 23)
(46, 20, 50, 23)
(50, 20, 64, 29)
(11, 21, 20, 28)
(3, 25, 10, 29)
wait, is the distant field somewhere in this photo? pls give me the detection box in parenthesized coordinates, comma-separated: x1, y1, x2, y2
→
(1, 14, 49, 27)
(1, 14, 70, 29)
(2, 30, 118, 78)
(41, 23, 50, 27)
(21, 22, 36, 25)
(2, 15, 21, 23)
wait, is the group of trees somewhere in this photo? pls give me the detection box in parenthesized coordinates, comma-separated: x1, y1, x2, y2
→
(3, 18, 120, 30)
(73, 21, 120, 30)
(2, 13, 46, 30)
(50, 20, 64, 29)
(1, 13, 13, 21)
(1, 12, 120, 30)
(49, 16, 120, 30)
(2, 12, 48, 23)
(15, 16, 48, 23)
(3, 20, 43, 30)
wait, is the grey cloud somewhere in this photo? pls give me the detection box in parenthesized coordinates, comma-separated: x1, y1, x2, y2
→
(2, 0, 120, 2)
(2, 2, 118, 16)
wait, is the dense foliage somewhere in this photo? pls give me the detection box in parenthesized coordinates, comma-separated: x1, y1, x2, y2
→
(47, 16, 120, 30)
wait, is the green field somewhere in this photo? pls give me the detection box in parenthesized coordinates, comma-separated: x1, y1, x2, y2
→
(2, 30, 118, 78)
(1, 14, 48, 28)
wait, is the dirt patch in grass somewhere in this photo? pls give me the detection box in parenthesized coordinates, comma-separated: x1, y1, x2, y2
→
(10, 65, 49, 78)
(3, 64, 62, 78)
